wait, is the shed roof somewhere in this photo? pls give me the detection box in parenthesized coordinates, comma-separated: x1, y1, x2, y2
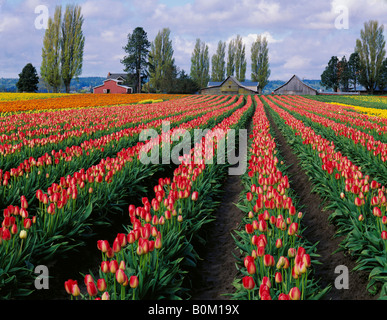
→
(203, 76, 258, 93)
(106, 72, 127, 80)
(273, 75, 318, 93)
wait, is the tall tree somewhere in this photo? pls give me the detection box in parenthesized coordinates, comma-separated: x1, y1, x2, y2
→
(355, 20, 386, 94)
(378, 58, 387, 92)
(321, 56, 340, 92)
(234, 35, 246, 82)
(40, 5, 62, 93)
(190, 38, 210, 89)
(338, 55, 350, 92)
(251, 35, 271, 94)
(121, 27, 151, 93)
(61, 4, 85, 93)
(348, 52, 361, 91)
(226, 39, 236, 77)
(148, 28, 176, 93)
(211, 40, 226, 82)
(16, 63, 39, 92)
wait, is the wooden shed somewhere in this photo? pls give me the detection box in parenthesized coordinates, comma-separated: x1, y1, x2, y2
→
(273, 75, 317, 95)
(200, 76, 258, 95)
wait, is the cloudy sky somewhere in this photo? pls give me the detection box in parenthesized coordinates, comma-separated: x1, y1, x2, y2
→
(1, 0, 387, 81)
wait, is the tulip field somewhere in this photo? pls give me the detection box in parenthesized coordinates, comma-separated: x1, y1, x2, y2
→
(0, 92, 386, 301)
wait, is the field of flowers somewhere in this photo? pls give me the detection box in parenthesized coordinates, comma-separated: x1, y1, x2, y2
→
(0, 92, 386, 302)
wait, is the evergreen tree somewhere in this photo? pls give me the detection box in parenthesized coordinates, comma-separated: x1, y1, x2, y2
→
(251, 34, 271, 94)
(355, 20, 386, 94)
(348, 52, 361, 91)
(321, 56, 340, 92)
(211, 40, 226, 82)
(121, 27, 151, 93)
(190, 38, 210, 89)
(338, 55, 350, 92)
(40, 6, 62, 93)
(16, 63, 39, 92)
(61, 4, 85, 93)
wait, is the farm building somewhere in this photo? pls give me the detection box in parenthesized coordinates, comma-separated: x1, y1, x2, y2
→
(93, 73, 133, 94)
(273, 75, 318, 95)
(200, 76, 258, 95)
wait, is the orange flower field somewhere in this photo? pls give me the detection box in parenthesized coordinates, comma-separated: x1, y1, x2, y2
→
(0, 93, 187, 113)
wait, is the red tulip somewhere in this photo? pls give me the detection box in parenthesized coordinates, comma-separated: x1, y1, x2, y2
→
(97, 278, 107, 292)
(64, 279, 77, 295)
(289, 287, 301, 300)
(278, 293, 290, 300)
(129, 275, 139, 289)
(242, 276, 255, 290)
(246, 261, 256, 275)
(275, 272, 283, 283)
(86, 281, 98, 297)
(116, 269, 127, 285)
(191, 191, 198, 201)
(382, 231, 387, 240)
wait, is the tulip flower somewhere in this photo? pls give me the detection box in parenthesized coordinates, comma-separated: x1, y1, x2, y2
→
(278, 293, 290, 300)
(246, 261, 256, 275)
(101, 292, 110, 300)
(130, 275, 139, 289)
(97, 278, 107, 292)
(86, 281, 98, 298)
(382, 231, 387, 240)
(289, 287, 301, 300)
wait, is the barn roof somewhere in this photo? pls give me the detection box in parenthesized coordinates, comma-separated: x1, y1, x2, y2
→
(106, 72, 127, 81)
(273, 75, 318, 93)
(203, 76, 258, 93)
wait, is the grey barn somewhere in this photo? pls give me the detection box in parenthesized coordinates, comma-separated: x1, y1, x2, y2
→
(273, 75, 318, 95)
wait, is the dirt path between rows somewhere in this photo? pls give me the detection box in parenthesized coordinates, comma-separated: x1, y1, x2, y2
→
(265, 107, 375, 300)
(189, 122, 251, 300)
(189, 173, 245, 300)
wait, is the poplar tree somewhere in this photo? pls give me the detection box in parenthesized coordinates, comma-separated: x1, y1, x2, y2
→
(61, 4, 85, 93)
(251, 35, 270, 93)
(190, 38, 210, 89)
(234, 35, 246, 82)
(211, 40, 226, 82)
(226, 39, 236, 77)
(355, 20, 386, 94)
(149, 28, 176, 93)
(40, 5, 62, 93)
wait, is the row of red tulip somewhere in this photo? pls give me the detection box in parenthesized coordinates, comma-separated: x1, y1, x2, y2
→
(0, 94, 247, 298)
(63, 96, 254, 300)
(281, 95, 387, 136)
(232, 95, 327, 300)
(0, 95, 225, 164)
(270, 96, 387, 163)
(264, 96, 387, 297)
(0, 95, 229, 175)
(0, 95, 205, 143)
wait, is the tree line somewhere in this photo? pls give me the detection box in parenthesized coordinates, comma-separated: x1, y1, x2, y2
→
(121, 27, 271, 94)
(16, 4, 271, 94)
(321, 20, 387, 94)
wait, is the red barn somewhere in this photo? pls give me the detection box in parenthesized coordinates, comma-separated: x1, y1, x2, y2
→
(93, 73, 133, 94)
